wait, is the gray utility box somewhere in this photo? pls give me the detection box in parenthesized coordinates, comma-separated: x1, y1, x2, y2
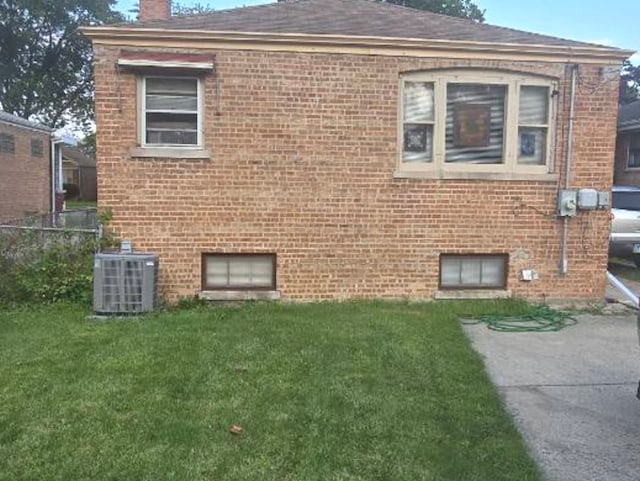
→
(93, 253, 158, 315)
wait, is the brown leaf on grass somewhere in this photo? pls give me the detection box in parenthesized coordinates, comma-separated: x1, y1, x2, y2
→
(229, 424, 243, 435)
(234, 365, 248, 373)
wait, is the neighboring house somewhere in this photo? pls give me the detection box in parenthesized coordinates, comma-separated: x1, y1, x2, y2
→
(614, 100, 640, 185)
(84, 0, 631, 303)
(62, 144, 97, 201)
(0, 111, 64, 222)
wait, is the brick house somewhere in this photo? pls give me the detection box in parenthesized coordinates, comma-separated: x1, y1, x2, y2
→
(614, 100, 640, 185)
(84, 0, 631, 303)
(0, 111, 63, 222)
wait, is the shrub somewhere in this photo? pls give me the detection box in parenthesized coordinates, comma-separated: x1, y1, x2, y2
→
(0, 229, 99, 307)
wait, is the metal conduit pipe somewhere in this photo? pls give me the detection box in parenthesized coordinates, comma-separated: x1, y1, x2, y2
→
(560, 64, 578, 275)
(606, 271, 639, 309)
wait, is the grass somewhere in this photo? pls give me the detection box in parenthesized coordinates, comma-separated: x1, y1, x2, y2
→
(65, 200, 97, 210)
(0, 300, 543, 481)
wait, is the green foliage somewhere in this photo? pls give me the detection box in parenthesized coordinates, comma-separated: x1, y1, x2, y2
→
(0, 229, 99, 307)
(620, 60, 640, 105)
(381, 0, 485, 21)
(173, 295, 209, 310)
(0, 0, 125, 130)
(78, 131, 96, 157)
(172, 2, 215, 15)
(127, 1, 215, 17)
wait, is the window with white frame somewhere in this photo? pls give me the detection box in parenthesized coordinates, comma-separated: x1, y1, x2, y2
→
(399, 70, 556, 176)
(142, 76, 201, 147)
(202, 254, 276, 290)
(628, 134, 640, 169)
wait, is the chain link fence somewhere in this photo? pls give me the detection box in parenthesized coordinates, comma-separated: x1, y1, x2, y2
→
(0, 210, 103, 305)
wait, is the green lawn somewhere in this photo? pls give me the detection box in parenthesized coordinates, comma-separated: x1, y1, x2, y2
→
(65, 200, 97, 210)
(0, 301, 543, 481)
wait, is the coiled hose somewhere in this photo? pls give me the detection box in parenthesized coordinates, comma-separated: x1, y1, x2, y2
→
(464, 305, 578, 333)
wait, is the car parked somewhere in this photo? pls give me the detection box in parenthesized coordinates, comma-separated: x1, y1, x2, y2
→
(609, 185, 640, 266)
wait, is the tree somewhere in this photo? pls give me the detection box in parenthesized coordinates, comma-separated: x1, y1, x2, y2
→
(0, 0, 124, 130)
(127, 2, 215, 17)
(381, 0, 485, 22)
(78, 131, 96, 157)
(172, 2, 214, 15)
(620, 60, 640, 105)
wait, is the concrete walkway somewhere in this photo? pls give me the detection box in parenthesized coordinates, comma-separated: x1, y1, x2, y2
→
(464, 313, 640, 481)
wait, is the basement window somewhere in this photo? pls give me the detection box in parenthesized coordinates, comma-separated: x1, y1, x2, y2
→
(439, 254, 508, 290)
(398, 70, 556, 179)
(141, 76, 202, 147)
(202, 254, 276, 290)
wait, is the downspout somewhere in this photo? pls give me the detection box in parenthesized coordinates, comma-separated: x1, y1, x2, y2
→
(50, 137, 64, 212)
(560, 64, 578, 275)
(50, 136, 56, 212)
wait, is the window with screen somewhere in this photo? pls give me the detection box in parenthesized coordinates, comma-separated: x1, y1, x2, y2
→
(0, 133, 15, 154)
(628, 135, 640, 168)
(143, 76, 200, 147)
(31, 138, 44, 157)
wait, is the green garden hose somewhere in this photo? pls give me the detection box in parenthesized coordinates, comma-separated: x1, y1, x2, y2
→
(464, 305, 578, 333)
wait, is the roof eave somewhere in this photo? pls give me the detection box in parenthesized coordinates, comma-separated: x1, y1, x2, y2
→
(81, 26, 634, 63)
(0, 118, 54, 134)
(619, 120, 640, 132)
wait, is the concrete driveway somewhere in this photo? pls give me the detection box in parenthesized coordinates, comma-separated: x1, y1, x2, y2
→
(464, 312, 640, 481)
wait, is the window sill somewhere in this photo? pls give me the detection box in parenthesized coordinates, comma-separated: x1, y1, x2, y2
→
(434, 289, 511, 300)
(198, 290, 281, 301)
(394, 170, 557, 182)
(130, 147, 210, 159)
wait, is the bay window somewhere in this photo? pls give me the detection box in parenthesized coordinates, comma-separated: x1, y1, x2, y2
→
(399, 70, 556, 178)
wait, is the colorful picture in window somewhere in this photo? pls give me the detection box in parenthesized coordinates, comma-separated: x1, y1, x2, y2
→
(404, 124, 428, 153)
(520, 132, 536, 157)
(453, 104, 491, 148)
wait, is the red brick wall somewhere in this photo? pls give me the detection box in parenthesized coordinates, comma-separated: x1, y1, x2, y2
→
(0, 123, 51, 222)
(94, 46, 620, 303)
(139, 0, 170, 22)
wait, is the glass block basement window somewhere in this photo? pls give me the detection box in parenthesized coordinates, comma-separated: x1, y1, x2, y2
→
(440, 254, 507, 289)
(203, 254, 276, 290)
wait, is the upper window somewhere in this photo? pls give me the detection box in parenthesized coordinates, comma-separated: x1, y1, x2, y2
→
(628, 134, 640, 169)
(0, 133, 15, 154)
(142, 76, 201, 147)
(31, 138, 44, 157)
(399, 70, 556, 176)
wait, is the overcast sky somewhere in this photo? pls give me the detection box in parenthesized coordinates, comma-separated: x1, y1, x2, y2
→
(114, 0, 639, 63)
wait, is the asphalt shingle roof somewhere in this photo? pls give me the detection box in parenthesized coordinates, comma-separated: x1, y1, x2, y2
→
(0, 111, 53, 133)
(62, 144, 95, 167)
(128, 0, 614, 50)
(619, 100, 640, 129)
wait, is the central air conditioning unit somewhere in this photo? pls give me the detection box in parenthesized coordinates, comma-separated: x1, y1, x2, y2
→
(93, 253, 158, 315)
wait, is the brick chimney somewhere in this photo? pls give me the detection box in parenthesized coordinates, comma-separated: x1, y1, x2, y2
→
(139, 0, 171, 22)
